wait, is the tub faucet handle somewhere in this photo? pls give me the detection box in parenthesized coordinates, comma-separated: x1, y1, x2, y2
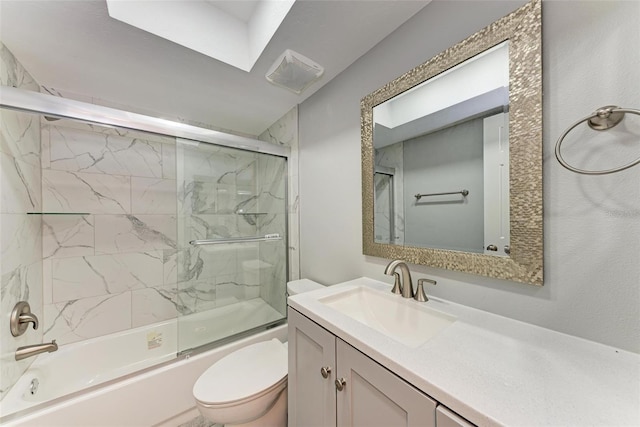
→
(10, 301, 39, 337)
(20, 312, 39, 330)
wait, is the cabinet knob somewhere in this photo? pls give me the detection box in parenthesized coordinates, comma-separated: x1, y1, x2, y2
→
(335, 377, 347, 391)
(486, 244, 498, 251)
(320, 366, 332, 378)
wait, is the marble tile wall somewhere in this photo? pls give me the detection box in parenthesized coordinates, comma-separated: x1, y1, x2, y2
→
(2, 69, 297, 374)
(258, 106, 300, 282)
(40, 121, 179, 345)
(176, 142, 264, 316)
(36, 109, 296, 353)
(254, 154, 288, 315)
(0, 42, 43, 401)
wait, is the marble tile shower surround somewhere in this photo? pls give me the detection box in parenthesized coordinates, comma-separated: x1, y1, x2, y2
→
(177, 142, 288, 317)
(255, 154, 288, 315)
(1, 59, 296, 393)
(40, 121, 291, 348)
(40, 121, 181, 346)
(41, 86, 300, 280)
(259, 106, 300, 282)
(39, 86, 299, 284)
(0, 42, 43, 401)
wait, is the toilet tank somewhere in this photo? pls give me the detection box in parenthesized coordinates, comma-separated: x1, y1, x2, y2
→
(286, 279, 324, 296)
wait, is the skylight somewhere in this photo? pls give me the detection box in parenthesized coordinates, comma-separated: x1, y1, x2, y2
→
(106, 0, 296, 72)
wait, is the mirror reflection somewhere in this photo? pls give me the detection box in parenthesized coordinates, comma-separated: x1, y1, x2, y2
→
(373, 41, 510, 256)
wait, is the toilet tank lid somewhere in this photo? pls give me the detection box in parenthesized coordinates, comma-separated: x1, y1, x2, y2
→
(287, 279, 324, 295)
(193, 338, 287, 404)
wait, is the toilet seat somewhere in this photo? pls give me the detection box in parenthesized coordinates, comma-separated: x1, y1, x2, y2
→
(193, 338, 287, 406)
(196, 380, 288, 426)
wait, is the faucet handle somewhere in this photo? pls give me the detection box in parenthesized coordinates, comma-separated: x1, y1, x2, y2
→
(19, 313, 39, 330)
(390, 272, 402, 295)
(415, 278, 437, 302)
(10, 301, 39, 337)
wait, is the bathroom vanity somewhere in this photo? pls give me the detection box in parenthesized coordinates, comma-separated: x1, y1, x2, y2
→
(287, 277, 639, 426)
(288, 308, 469, 427)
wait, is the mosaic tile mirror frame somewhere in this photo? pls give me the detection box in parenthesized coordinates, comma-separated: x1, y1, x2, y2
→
(361, 0, 543, 285)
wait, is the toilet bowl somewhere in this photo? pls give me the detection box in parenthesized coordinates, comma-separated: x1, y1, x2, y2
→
(193, 279, 324, 426)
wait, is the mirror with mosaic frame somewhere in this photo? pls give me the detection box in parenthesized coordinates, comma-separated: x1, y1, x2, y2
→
(361, 0, 543, 285)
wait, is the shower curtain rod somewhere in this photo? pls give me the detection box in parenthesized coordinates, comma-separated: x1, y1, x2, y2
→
(0, 86, 290, 158)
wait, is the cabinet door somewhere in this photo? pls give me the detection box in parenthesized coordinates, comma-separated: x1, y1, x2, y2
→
(288, 308, 337, 427)
(336, 339, 436, 427)
(436, 405, 476, 427)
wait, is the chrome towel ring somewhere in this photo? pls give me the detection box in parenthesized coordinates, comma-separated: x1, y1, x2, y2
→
(555, 106, 640, 175)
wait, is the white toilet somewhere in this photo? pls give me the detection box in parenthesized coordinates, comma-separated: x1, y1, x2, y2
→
(193, 279, 324, 427)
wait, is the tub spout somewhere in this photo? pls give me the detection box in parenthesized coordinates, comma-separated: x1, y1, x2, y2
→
(15, 340, 58, 361)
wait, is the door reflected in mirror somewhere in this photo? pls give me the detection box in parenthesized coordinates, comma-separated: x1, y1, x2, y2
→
(373, 42, 510, 256)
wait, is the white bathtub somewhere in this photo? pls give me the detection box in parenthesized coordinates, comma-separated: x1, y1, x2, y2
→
(0, 300, 287, 426)
(179, 298, 284, 350)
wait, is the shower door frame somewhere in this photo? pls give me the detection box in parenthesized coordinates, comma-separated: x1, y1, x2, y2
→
(0, 86, 290, 158)
(176, 140, 291, 356)
(0, 85, 291, 355)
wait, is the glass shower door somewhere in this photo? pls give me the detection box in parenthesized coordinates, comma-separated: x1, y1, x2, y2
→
(176, 139, 287, 353)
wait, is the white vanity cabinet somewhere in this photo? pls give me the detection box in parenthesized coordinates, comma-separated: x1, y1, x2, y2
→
(336, 334, 437, 426)
(436, 406, 476, 427)
(288, 306, 337, 426)
(288, 277, 640, 426)
(288, 308, 438, 427)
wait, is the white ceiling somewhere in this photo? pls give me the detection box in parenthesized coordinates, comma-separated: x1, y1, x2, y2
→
(105, 0, 296, 72)
(210, 1, 260, 23)
(0, 0, 429, 136)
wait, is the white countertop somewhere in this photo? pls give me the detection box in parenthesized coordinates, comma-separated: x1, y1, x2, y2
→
(287, 277, 640, 427)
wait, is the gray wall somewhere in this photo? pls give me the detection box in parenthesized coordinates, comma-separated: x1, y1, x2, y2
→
(403, 117, 484, 252)
(298, 1, 640, 352)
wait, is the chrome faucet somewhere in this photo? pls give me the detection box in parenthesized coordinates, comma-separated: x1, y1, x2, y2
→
(384, 260, 414, 298)
(15, 340, 58, 361)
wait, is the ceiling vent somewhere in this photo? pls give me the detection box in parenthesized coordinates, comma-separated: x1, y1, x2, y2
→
(266, 49, 324, 95)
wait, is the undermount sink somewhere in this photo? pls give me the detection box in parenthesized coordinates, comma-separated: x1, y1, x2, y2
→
(319, 286, 456, 348)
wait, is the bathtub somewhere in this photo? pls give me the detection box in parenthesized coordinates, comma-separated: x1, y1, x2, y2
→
(0, 300, 287, 426)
